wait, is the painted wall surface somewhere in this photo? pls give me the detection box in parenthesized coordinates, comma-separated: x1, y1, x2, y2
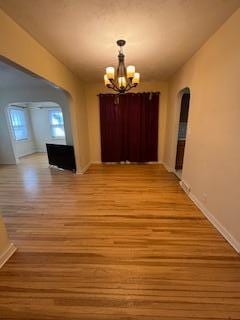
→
(7, 107, 36, 158)
(0, 8, 90, 171)
(0, 95, 16, 164)
(164, 9, 240, 246)
(0, 86, 73, 163)
(0, 212, 10, 256)
(30, 107, 66, 152)
(85, 81, 168, 163)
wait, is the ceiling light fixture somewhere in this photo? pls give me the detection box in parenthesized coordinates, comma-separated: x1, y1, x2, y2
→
(104, 40, 140, 94)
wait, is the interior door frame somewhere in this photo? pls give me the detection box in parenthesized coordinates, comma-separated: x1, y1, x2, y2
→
(172, 87, 190, 179)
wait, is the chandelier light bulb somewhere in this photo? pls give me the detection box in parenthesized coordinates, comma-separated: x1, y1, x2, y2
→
(127, 65, 135, 78)
(106, 67, 115, 80)
(132, 72, 140, 84)
(104, 74, 110, 85)
(118, 76, 127, 88)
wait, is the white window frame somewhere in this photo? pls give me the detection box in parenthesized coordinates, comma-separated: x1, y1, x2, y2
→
(8, 107, 29, 141)
(48, 109, 65, 139)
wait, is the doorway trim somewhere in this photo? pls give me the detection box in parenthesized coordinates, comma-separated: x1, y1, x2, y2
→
(172, 87, 190, 178)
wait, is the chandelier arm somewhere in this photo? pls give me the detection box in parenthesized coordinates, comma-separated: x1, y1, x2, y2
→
(110, 80, 121, 92)
(107, 84, 119, 92)
(125, 84, 136, 93)
(124, 77, 132, 91)
(108, 79, 123, 92)
(109, 78, 119, 91)
(126, 83, 138, 92)
(126, 78, 131, 86)
(125, 83, 131, 91)
(107, 85, 119, 92)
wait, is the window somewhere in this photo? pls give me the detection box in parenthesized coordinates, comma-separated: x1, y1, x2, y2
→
(9, 108, 28, 141)
(49, 109, 65, 138)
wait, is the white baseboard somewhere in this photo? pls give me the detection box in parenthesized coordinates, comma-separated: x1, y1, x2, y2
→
(76, 162, 91, 174)
(162, 162, 174, 172)
(17, 150, 37, 159)
(179, 180, 191, 194)
(78, 161, 164, 174)
(180, 180, 240, 254)
(174, 170, 182, 180)
(147, 161, 162, 164)
(0, 243, 17, 269)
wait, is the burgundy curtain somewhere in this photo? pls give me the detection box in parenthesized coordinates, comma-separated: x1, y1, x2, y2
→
(99, 94, 124, 162)
(99, 92, 159, 163)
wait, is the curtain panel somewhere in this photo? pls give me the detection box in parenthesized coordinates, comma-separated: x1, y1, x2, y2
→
(99, 92, 159, 163)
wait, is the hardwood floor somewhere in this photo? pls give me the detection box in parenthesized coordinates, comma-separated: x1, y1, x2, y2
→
(0, 153, 240, 320)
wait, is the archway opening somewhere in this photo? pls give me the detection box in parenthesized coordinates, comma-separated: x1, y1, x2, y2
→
(174, 88, 190, 178)
(0, 58, 75, 171)
(6, 102, 67, 165)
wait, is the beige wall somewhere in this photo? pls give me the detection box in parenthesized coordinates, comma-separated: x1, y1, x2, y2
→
(0, 9, 90, 172)
(85, 81, 168, 163)
(164, 9, 240, 248)
(0, 212, 16, 267)
(0, 213, 9, 254)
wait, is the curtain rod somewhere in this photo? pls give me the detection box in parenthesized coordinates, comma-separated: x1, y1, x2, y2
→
(97, 91, 160, 96)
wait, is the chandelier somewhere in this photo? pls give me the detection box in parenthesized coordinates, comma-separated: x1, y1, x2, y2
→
(104, 40, 140, 94)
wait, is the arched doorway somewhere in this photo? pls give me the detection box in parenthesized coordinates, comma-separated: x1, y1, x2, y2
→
(0, 58, 74, 168)
(175, 88, 190, 178)
(6, 102, 67, 163)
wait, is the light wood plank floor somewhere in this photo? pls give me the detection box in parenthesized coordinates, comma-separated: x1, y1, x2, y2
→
(0, 153, 240, 320)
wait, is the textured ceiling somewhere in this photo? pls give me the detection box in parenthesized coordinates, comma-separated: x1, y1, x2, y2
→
(0, 0, 239, 82)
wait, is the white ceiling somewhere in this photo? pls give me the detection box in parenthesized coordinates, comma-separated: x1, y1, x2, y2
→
(0, 0, 239, 82)
(0, 61, 50, 89)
